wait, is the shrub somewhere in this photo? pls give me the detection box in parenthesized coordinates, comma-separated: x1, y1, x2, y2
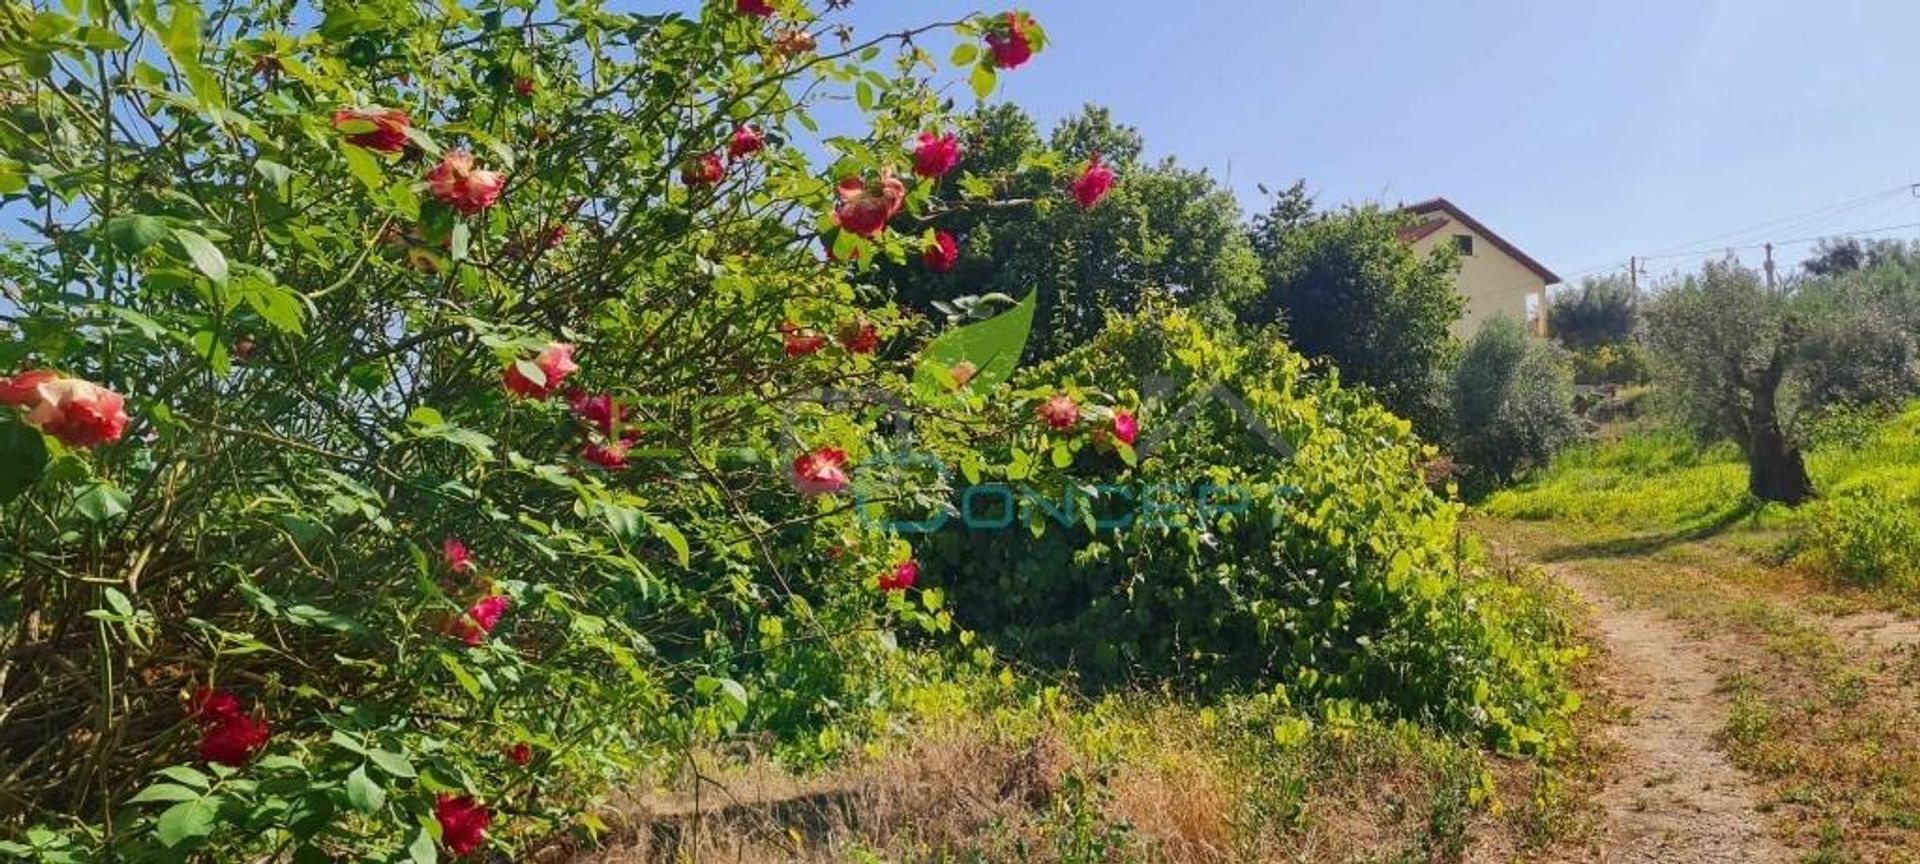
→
(1804, 490, 1920, 590)
(0, 1, 1068, 858)
(910, 310, 1581, 755)
(1548, 275, 1638, 350)
(1235, 206, 1463, 435)
(1451, 319, 1584, 492)
(1570, 343, 1651, 387)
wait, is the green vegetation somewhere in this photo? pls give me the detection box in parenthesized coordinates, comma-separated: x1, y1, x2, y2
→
(0, 1, 1584, 861)
(878, 103, 1263, 364)
(1486, 403, 1920, 591)
(1235, 205, 1464, 435)
(1450, 318, 1583, 493)
(916, 310, 1583, 755)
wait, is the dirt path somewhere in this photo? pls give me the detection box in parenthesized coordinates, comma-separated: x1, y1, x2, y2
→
(1552, 565, 1790, 863)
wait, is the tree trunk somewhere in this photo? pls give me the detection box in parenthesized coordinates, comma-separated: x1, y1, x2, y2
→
(1744, 362, 1814, 506)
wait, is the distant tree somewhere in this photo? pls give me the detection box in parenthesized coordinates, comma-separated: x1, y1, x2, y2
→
(1645, 262, 1814, 504)
(1247, 179, 1318, 262)
(1237, 205, 1463, 434)
(1450, 318, 1583, 491)
(1793, 275, 1920, 409)
(1548, 274, 1639, 349)
(880, 104, 1262, 361)
(1802, 237, 1916, 277)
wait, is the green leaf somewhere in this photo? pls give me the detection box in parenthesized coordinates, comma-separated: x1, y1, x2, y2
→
(241, 278, 306, 335)
(407, 826, 439, 864)
(156, 766, 211, 789)
(127, 783, 202, 805)
(253, 159, 293, 195)
(72, 481, 131, 523)
(156, 798, 217, 847)
(969, 63, 996, 100)
(0, 420, 48, 505)
(103, 587, 134, 616)
(695, 676, 748, 720)
(345, 765, 385, 814)
(170, 229, 228, 285)
(367, 749, 416, 779)
(106, 215, 170, 253)
(950, 43, 979, 67)
(912, 291, 1036, 399)
(341, 143, 385, 196)
(646, 515, 691, 568)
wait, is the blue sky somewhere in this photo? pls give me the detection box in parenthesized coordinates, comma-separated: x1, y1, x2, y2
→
(838, 0, 1920, 286)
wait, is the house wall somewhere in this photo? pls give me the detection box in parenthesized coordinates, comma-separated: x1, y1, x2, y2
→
(1410, 222, 1548, 339)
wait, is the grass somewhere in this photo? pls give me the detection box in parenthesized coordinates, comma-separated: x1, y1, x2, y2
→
(1476, 402, 1920, 861)
(567, 638, 1609, 864)
(1486, 404, 1920, 532)
(1483, 403, 1920, 600)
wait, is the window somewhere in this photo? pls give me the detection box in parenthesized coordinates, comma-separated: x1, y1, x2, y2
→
(1453, 234, 1474, 256)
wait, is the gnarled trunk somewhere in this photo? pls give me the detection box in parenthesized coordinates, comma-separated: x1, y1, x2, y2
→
(1744, 359, 1814, 505)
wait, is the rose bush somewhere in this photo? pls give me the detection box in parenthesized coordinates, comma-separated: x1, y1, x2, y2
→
(0, 0, 1065, 858)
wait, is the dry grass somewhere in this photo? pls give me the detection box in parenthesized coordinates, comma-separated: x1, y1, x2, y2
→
(550, 692, 1603, 864)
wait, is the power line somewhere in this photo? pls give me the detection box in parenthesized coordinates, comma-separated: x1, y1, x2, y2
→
(1639, 183, 1916, 258)
(1638, 219, 1920, 262)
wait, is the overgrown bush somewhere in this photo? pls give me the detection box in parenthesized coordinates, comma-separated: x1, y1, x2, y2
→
(1451, 319, 1584, 492)
(1570, 343, 1650, 387)
(1803, 490, 1920, 590)
(910, 311, 1582, 755)
(0, 1, 1085, 858)
(1547, 275, 1638, 350)
(1235, 206, 1463, 435)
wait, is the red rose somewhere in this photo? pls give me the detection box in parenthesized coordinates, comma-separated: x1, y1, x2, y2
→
(442, 537, 474, 574)
(580, 438, 635, 470)
(189, 687, 242, 722)
(198, 713, 270, 766)
(1111, 409, 1138, 446)
(435, 794, 491, 857)
(922, 230, 959, 273)
(188, 689, 269, 766)
(831, 170, 905, 238)
(331, 107, 411, 152)
(728, 125, 766, 160)
(0, 370, 129, 448)
(567, 390, 623, 437)
(736, 0, 774, 17)
(505, 743, 533, 766)
(427, 150, 507, 215)
(912, 132, 960, 179)
(985, 13, 1035, 70)
(501, 343, 578, 399)
(1037, 393, 1079, 430)
(512, 78, 535, 97)
(682, 153, 725, 187)
(878, 559, 918, 592)
(837, 321, 880, 354)
(1070, 151, 1115, 210)
(449, 595, 510, 646)
(781, 322, 827, 357)
(792, 447, 849, 496)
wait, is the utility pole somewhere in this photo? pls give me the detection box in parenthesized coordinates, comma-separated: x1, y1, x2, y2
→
(1627, 256, 1647, 292)
(1764, 242, 1776, 290)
